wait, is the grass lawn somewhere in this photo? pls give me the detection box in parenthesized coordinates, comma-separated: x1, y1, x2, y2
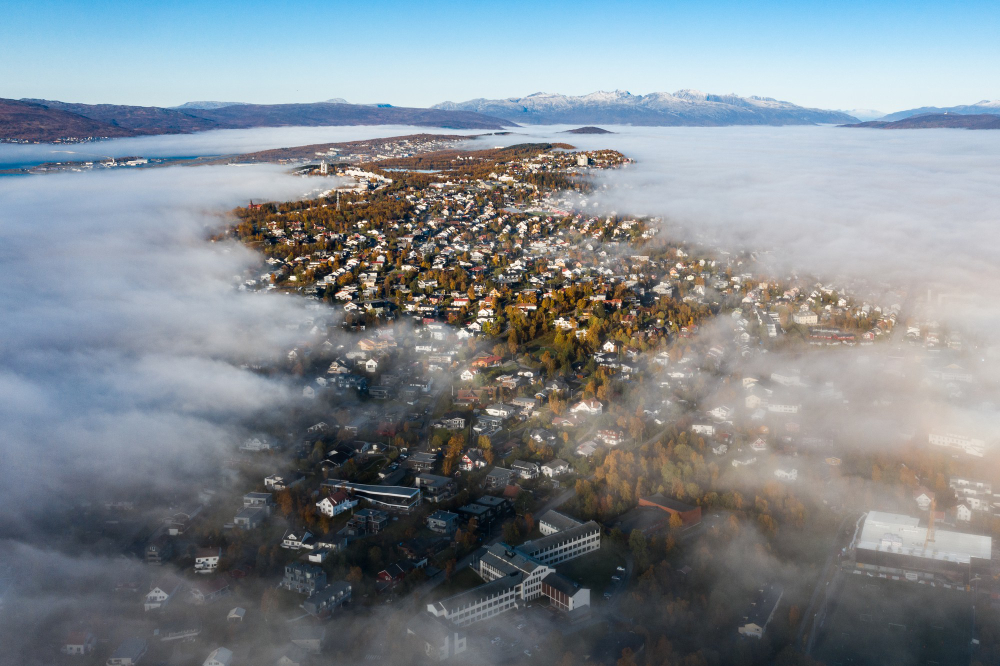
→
(555, 538, 627, 592)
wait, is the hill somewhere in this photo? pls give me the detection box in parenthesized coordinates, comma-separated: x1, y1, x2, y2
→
(563, 126, 613, 134)
(841, 113, 1000, 130)
(433, 89, 857, 126)
(0, 98, 140, 142)
(0, 99, 514, 142)
(880, 100, 1000, 122)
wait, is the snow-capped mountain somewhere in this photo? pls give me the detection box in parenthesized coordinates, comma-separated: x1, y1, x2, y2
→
(433, 90, 857, 126)
(837, 108, 886, 122)
(880, 100, 1000, 122)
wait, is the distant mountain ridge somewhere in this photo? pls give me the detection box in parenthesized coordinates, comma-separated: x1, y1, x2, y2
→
(434, 89, 857, 126)
(842, 114, 1000, 130)
(880, 100, 1000, 122)
(0, 99, 513, 142)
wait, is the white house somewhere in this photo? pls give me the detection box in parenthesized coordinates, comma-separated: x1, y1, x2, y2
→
(750, 438, 767, 452)
(541, 459, 571, 477)
(570, 399, 603, 415)
(707, 406, 734, 422)
(774, 469, 798, 481)
(194, 547, 221, 574)
(144, 581, 181, 611)
(316, 491, 358, 518)
(692, 424, 715, 437)
(712, 444, 729, 456)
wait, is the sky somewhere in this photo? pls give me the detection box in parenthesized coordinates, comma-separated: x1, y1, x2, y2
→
(3, 0, 998, 114)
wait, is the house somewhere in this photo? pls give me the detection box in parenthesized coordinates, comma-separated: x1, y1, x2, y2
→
(407, 615, 467, 662)
(190, 578, 230, 605)
(408, 451, 439, 472)
(282, 563, 327, 595)
(953, 503, 973, 523)
(570, 399, 603, 415)
(61, 631, 97, 655)
(316, 490, 359, 517)
(575, 441, 599, 457)
(484, 467, 515, 489)
(738, 585, 784, 638)
(415, 473, 457, 502)
(144, 580, 181, 611)
(427, 510, 460, 534)
(485, 403, 515, 418)
(541, 459, 570, 478)
(460, 449, 487, 471)
(264, 473, 304, 491)
(274, 644, 310, 666)
(343, 508, 389, 536)
(510, 460, 540, 480)
(107, 638, 148, 666)
(145, 535, 173, 566)
(707, 406, 734, 422)
(596, 430, 624, 446)
(378, 560, 416, 585)
(153, 620, 201, 643)
(750, 438, 767, 452)
(712, 444, 728, 456)
(203, 647, 233, 666)
(281, 530, 314, 550)
(194, 547, 222, 574)
(913, 487, 935, 511)
(227, 607, 246, 622)
(302, 582, 352, 618)
(774, 469, 798, 481)
(691, 424, 715, 436)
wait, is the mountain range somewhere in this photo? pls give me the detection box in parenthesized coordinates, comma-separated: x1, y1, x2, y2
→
(433, 90, 858, 126)
(0, 98, 512, 142)
(880, 100, 1000, 122)
(843, 113, 1000, 130)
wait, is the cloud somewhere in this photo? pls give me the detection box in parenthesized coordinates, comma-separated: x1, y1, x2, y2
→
(0, 165, 326, 523)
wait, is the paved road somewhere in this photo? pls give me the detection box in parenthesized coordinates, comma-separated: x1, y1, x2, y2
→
(795, 513, 854, 651)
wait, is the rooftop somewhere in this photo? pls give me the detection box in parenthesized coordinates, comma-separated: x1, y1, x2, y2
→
(856, 511, 992, 563)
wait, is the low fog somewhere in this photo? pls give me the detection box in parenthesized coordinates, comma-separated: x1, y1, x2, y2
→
(0, 165, 327, 526)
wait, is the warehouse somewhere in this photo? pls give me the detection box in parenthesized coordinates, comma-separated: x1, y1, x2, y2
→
(853, 511, 992, 585)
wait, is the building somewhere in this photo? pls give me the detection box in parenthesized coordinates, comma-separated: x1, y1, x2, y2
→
(427, 510, 460, 535)
(107, 638, 147, 666)
(61, 631, 97, 655)
(194, 547, 221, 573)
(407, 614, 467, 662)
(637, 493, 702, 526)
(344, 508, 389, 536)
(203, 647, 233, 666)
(145, 535, 173, 566)
(541, 572, 590, 612)
(541, 459, 571, 478)
(144, 580, 180, 612)
(281, 563, 328, 595)
(929, 433, 988, 457)
(853, 511, 993, 585)
(234, 492, 273, 530)
(538, 510, 582, 536)
(190, 578, 230, 605)
(516, 521, 601, 566)
(484, 467, 515, 489)
(738, 585, 783, 638)
(408, 451, 440, 471)
(510, 460, 540, 480)
(415, 473, 457, 503)
(426, 576, 521, 627)
(302, 581, 351, 617)
(316, 490, 358, 517)
(324, 481, 422, 513)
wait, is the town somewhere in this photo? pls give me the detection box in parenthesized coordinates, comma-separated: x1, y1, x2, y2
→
(28, 137, 1000, 666)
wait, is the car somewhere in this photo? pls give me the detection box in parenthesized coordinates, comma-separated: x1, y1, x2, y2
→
(524, 650, 532, 657)
(491, 638, 501, 645)
(604, 592, 613, 599)
(616, 566, 625, 572)
(611, 576, 621, 581)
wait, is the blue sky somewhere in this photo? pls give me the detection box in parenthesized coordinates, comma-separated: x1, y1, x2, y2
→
(3, 0, 998, 113)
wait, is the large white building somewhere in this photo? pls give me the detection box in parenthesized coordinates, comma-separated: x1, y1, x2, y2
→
(425, 518, 600, 629)
(929, 433, 988, 457)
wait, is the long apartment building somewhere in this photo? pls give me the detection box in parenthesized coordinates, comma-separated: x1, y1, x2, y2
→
(425, 516, 600, 628)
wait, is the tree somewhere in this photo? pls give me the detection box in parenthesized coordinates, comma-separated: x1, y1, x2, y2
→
(502, 520, 521, 543)
(524, 512, 535, 534)
(668, 513, 684, 531)
(346, 566, 363, 583)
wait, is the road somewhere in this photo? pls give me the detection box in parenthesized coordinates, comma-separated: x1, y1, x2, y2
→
(795, 513, 854, 652)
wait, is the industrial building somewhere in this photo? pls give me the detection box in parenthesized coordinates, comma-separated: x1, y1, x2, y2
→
(852, 511, 993, 585)
(323, 481, 421, 513)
